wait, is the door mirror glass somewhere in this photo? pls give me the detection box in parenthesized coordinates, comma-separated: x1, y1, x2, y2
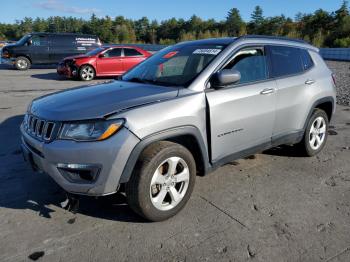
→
(212, 69, 241, 88)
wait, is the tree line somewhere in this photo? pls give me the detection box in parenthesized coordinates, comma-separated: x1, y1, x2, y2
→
(0, 1, 349, 47)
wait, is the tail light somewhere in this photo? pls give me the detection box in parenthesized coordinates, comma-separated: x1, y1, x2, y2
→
(331, 73, 336, 86)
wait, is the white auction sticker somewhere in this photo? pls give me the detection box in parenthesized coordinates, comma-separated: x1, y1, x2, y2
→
(193, 49, 221, 55)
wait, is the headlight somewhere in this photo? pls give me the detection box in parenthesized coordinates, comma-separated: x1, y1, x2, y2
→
(59, 119, 124, 141)
(2, 50, 10, 58)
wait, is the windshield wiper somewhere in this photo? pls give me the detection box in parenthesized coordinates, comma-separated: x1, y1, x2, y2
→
(125, 77, 149, 84)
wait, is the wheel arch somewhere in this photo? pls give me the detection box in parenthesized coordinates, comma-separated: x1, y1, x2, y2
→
(303, 96, 335, 131)
(16, 55, 32, 64)
(119, 126, 210, 184)
(79, 63, 96, 73)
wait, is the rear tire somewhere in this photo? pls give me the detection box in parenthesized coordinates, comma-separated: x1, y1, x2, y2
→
(126, 141, 196, 221)
(15, 56, 31, 70)
(296, 109, 329, 156)
(79, 65, 95, 81)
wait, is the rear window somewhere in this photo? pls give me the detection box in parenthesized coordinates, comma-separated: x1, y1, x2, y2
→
(269, 46, 303, 78)
(124, 48, 143, 57)
(300, 49, 314, 71)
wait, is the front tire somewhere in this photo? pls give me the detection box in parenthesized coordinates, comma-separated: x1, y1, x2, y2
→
(79, 65, 95, 81)
(297, 109, 329, 156)
(126, 141, 196, 221)
(15, 56, 31, 70)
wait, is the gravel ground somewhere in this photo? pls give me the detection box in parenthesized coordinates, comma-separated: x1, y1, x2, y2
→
(0, 63, 349, 262)
(326, 61, 350, 106)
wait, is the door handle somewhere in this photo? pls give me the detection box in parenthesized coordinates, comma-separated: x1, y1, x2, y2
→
(260, 88, 275, 95)
(305, 79, 315, 85)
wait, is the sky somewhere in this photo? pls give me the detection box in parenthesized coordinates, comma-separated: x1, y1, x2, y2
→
(0, 0, 345, 23)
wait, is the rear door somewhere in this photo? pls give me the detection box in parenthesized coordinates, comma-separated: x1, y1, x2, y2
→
(268, 45, 314, 138)
(29, 35, 50, 64)
(205, 46, 277, 162)
(122, 48, 146, 72)
(96, 47, 123, 75)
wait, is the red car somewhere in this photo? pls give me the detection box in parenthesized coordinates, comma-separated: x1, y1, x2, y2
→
(57, 45, 151, 81)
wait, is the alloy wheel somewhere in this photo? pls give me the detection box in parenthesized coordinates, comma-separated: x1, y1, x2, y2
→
(309, 116, 326, 150)
(17, 59, 28, 69)
(81, 67, 94, 80)
(150, 156, 190, 211)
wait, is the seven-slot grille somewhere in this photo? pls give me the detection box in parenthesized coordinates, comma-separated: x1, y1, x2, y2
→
(24, 114, 56, 141)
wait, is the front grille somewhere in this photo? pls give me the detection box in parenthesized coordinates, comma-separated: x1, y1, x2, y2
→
(23, 114, 58, 142)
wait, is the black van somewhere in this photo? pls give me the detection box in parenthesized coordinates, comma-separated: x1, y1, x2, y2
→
(1, 33, 101, 70)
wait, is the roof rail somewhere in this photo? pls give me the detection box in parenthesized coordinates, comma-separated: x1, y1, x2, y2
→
(236, 35, 310, 45)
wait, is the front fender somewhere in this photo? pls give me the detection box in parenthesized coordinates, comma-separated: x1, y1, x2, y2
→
(119, 125, 210, 183)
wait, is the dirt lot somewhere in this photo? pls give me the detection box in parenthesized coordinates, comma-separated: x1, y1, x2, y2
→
(0, 63, 349, 262)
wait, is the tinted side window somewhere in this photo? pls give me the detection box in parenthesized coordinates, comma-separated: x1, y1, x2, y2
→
(300, 49, 314, 71)
(269, 46, 303, 77)
(224, 47, 268, 84)
(124, 48, 143, 57)
(105, 48, 121, 57)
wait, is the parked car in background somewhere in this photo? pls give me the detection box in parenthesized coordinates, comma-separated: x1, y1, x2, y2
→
(1, 33, 101, 70)
(57, 45, 152, 81)
(21, 36, 336, 221)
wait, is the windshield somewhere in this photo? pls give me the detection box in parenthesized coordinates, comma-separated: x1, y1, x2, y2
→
(16, 35, 31, 45)
(122, 44, 227, 87)
(86, 47, 106, 56)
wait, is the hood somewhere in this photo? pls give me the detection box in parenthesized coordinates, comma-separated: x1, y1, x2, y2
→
(64, 54, 91, 61)
(30, 81, 179, 121)
(2, 43, 19, 50)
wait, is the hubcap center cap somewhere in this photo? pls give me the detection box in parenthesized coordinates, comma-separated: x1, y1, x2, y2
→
(165, 176, 176, 187)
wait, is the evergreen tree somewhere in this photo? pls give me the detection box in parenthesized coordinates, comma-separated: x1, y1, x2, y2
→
(0, 2, 349, 47)
(247, 6, 265, 34)
(225, 8, 244, 36)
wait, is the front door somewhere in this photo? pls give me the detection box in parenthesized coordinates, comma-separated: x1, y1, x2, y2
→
(205, 46, 276, 162)
(96, 47, 123, 75)
(29, 35, 50, 64)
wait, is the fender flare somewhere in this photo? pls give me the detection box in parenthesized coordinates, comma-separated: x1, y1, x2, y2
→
(119, 126, 210, 183)
(302, 96, 335, 131)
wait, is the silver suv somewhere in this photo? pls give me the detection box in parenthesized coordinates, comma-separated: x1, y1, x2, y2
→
(21, 36, 336, 221)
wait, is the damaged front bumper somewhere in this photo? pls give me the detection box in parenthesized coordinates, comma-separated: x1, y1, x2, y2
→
(57, 63, 78, 78)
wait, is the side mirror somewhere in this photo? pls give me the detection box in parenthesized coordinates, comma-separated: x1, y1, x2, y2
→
(98, 54, 105, 58)
(27, 39, 32, 46)
(212, 69, 241, 89)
